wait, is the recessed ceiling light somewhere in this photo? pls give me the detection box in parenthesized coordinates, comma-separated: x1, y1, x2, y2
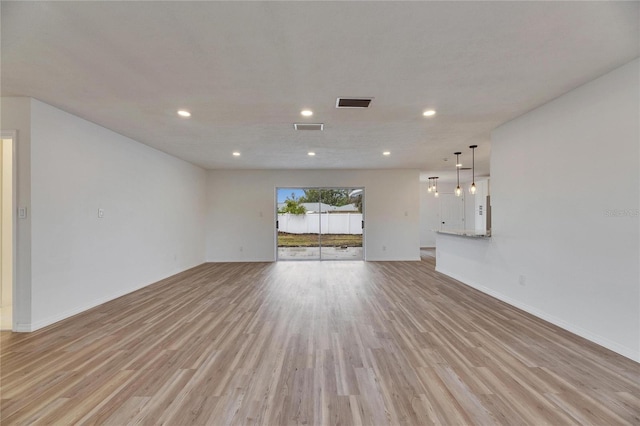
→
(301, 109, 313, 117)
(423, 109, 436, 117)
(232, 152, 241, 156)
(308, 152, 316, 156)
(177, 110, 191, 117)
(383, 151, 391, 156)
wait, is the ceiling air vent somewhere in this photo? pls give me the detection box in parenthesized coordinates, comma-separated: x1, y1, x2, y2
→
(336, 97, 373, 108)
(294, 123, 324, 131)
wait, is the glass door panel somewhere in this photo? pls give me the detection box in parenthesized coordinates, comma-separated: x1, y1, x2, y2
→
(276, 188, 320, 260)
(319, 188, 363, 260)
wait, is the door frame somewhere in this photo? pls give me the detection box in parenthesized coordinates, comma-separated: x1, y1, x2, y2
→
(1, 130, 17, 331)
(275, 186, 365, 261)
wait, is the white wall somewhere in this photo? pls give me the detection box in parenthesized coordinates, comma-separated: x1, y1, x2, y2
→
(206, 169, 420, 261)
(436, 59, 640, 361)
(5, 98, 207, 331)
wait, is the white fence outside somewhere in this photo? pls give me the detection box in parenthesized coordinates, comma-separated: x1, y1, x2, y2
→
(278, 213, 363, 235)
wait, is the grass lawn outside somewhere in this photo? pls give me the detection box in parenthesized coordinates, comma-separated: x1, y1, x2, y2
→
(277, 232, 362, 247)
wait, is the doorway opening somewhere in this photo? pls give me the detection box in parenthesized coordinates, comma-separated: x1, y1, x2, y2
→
(276, 187, 364, 260)
(1, 132, 15, 330)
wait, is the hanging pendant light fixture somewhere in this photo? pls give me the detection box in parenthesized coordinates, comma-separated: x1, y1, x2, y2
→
(469, 145, 477, 194)
(454, 152, 462, 197)
(433, 177, 439, 197)
(427, 177, 433, 193)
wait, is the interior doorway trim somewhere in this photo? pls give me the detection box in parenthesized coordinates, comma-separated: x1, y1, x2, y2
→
(1, 130, 17, 331)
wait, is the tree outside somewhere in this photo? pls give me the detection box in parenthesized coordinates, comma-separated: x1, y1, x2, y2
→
(351, 193, 362, 213)
(278, 193, 306, 215)
(299, 189, 362, 213)
(299, 189, 349, 206)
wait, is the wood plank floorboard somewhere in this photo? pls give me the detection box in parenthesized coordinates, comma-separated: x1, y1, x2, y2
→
(2, 257, 639, 425)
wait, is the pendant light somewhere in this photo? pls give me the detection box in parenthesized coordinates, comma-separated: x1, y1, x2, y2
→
(427, 177, 433, 193)
(469, 145, 477, 194)
(454, 152, 462, 197)
(433, 177, 439, 197)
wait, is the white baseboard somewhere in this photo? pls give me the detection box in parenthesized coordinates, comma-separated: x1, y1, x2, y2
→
(436, 266, 639, 363)
(27, 283, 152, 332)
(14, 323, 32, 332)
(19, 262, 205, 332)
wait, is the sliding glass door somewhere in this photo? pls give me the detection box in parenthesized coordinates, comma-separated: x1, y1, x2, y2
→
(318, 188, 363, 260)
(276, 187, 363, 261)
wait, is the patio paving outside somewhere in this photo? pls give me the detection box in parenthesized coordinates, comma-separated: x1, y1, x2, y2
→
(278, 246, 363, 260)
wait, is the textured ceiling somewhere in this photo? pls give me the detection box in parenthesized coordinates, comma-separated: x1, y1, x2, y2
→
(2, 1, 638, 181)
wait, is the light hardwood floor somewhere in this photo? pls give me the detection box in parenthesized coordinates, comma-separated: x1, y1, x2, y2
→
(2, 257, 639, 425)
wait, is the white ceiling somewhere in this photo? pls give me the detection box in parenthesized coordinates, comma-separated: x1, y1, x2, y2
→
(2, 1, 638, 181)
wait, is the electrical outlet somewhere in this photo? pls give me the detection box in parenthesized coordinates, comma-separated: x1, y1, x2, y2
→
(98, 208, 104, 218)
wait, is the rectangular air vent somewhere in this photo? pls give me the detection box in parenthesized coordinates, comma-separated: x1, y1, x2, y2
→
(336, 97, 373, 108)
(294, 123, 324, 131)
